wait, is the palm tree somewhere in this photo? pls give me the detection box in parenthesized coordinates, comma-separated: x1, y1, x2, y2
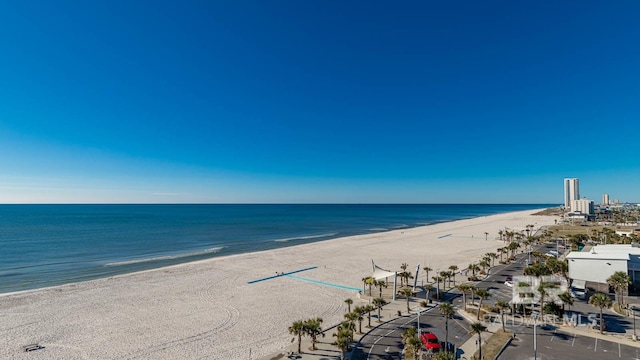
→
(486, 252, 498, 267)
(406, 336, 422, 360)
(424, 284, 433, 301)
(344, 311, 359, 332)
(423, 266, 433, 282)
(433, 276, 443, 297)
(475, 288, 491, 320)
(373, 297, 387, 322)
(607, 271, 631, 305)
(537, 282, 557, 315)
(470, 322, 487, 360)
(484, 231, 489, 241)
(288, 320, 305, 354)
(405, 271, 415, 287)
(440, 271, 451, 288)
(479, 259, 490, 273)
(589, 293, 612, 334)
(468, 285, 478, 305)
(495, 300, 510, 331)
(337, 321, 356, 342)
(399, 287, 415, 313)
(456, 284, 471, 311)
(439, 302, 455, 354)
(362, 276, 374, 296)
(558, 291, 574, 313)
(449, 265, 459, 285)
(401, 326, 416, 346)
(304, 317, 324, 350)
(498, 229, 504, 242)
(375, 279, 387, 298)
(468, 263, 480, 277)
(332, 332, 350, 360)
(344, 298, 353, 313)
(363, 304, 375, 328)
(353, 307, 365, 334)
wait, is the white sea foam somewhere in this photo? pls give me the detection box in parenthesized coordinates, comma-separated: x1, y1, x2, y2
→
(273, 233, 337, 242)
(104, 247, 225, 267)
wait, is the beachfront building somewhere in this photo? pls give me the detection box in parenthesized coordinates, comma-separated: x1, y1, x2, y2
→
(567, 244, 640, 293)
(564, 178, 580, 208)
(570, 199, 594, 215)
(603, 194, 610, 206)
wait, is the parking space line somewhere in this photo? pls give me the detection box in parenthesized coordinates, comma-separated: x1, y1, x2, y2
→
(572, 333, 576, 347)
(619, 342, 621, 358)
(595, 338, 598, 352)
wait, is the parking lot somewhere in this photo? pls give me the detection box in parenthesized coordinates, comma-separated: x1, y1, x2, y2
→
(502, 325, 640, 359)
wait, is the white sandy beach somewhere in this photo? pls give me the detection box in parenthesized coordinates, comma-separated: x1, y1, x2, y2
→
(0, 209, 558, 359)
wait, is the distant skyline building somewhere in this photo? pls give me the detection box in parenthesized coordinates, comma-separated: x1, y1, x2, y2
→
(571, 198, 594, 215)
(603, 193, 610, 206)
(564, 178, 580, 208)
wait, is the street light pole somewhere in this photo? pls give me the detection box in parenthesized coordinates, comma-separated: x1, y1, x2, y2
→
(532, 310, 539, 360)
(436, 269, 440, 300)
(632, 306, 637, 341)
(417, 307, 422, 336)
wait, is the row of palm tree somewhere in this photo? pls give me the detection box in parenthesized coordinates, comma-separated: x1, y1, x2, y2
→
(288, 317, 324, 353)
(361, 276, 388, 297)
(345, 297, 388, 323)
(455, 283, 491, 319)
(331, 298, 389, 359)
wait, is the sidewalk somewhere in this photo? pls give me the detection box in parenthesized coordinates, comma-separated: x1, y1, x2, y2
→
(455, 308, 502, 360)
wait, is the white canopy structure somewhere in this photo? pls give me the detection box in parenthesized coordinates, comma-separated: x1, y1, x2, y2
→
(371, 260, 398, 301)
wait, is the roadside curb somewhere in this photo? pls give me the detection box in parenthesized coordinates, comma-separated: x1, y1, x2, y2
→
(493, 335, 514, 360)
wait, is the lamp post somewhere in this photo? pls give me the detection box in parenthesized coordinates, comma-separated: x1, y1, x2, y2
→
(436, 269, 440, 301)
(532, 310, 539, 360)
(417, 307, 423, 336)
(632, 305, 637, 341)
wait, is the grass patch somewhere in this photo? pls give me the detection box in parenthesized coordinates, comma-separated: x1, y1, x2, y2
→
(613, 303, 627, 316)
(533, 207, 563, 216)
(473, 329, 513, 360)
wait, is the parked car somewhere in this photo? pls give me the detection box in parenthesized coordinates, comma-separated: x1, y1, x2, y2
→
(504, 280, 513, 287)
(571, 289, 586, 300)
(420, 332, 441, 353)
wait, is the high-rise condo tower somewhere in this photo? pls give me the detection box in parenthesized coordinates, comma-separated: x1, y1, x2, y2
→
(564, 178, 579, 208)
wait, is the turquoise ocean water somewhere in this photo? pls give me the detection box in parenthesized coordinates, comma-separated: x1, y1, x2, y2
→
(0, 204, 553, 293)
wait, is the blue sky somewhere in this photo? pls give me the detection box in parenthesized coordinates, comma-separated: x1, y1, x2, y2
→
(1, 1, 639, 203)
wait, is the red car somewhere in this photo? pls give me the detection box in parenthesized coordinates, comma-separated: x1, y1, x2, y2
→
(420, 332, 441, 352)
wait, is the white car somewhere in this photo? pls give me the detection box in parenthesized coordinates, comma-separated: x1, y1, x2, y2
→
(504, 280, 513, 287)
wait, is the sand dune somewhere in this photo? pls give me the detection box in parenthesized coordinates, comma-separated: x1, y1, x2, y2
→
(0, 209, 557, 359)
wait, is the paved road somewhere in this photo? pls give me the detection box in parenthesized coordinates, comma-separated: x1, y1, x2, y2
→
(353, 241, 564, 360)
(502, 325, 640, 360)
(352, 303, 472, 360)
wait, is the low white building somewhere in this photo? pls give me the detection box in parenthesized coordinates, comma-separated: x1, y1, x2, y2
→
(567, 244, 640, 293)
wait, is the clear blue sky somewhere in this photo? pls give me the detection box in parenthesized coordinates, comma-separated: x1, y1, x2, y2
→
(1, 1, 639, 204)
